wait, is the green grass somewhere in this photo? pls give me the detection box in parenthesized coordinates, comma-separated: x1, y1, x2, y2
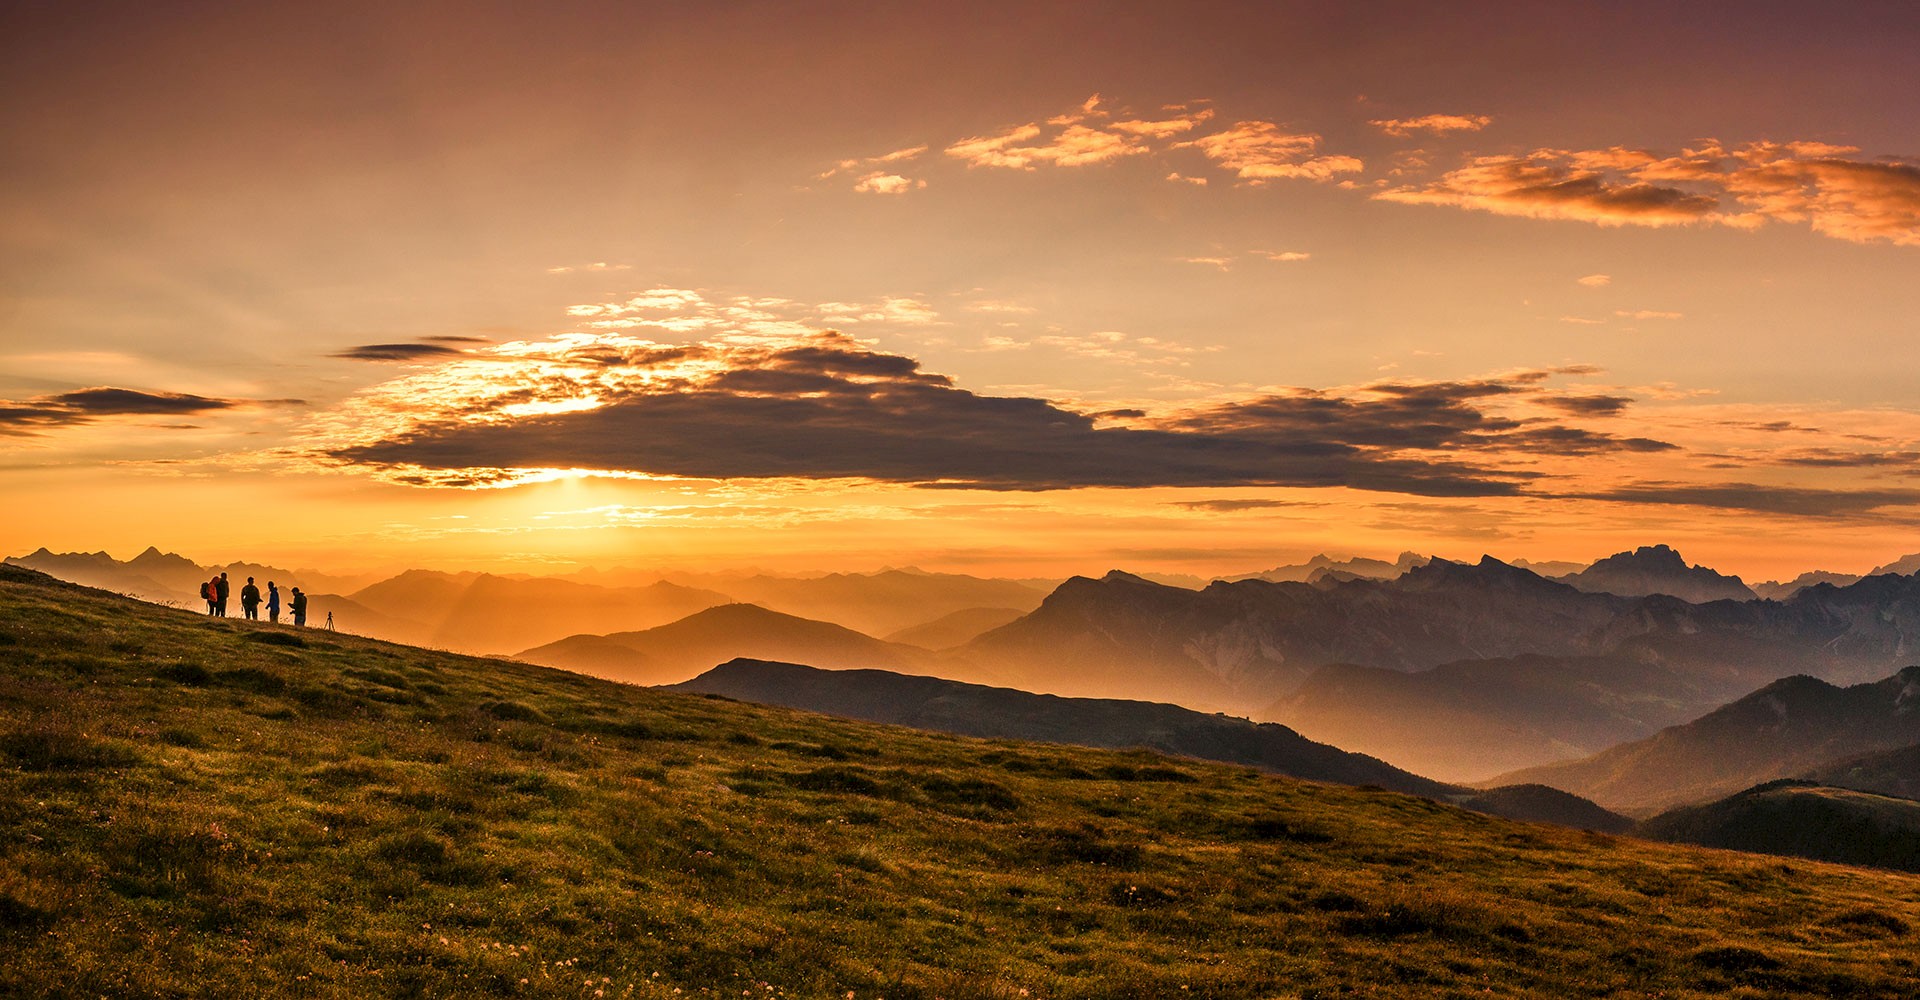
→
(1, 564, 1917, 998)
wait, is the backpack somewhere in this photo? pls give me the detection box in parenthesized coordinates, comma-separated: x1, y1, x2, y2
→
(200, 582, 212, 600)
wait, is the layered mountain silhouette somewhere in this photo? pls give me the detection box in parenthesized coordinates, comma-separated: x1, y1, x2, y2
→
(1751, 570, 1864, 601)
(1264, 654, 1710, 782)
(668, 658, 1629, 832)
(1553, 544, 1756, 603)
(348, 571, 732, 654)
(1640, 780, 1920, 873)
(965, 557, 1920, 713)
(882, 606, 1027, 650)
(647, 568, 1047, 637)
(3, 547, 374, 606)
(1493, 666, 1920, 812)
(517, 604, 942, 686)
(1228, 551, 1429, 584)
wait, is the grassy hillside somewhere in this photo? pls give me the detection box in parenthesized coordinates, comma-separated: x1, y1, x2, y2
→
(3, 565, 1919, 998)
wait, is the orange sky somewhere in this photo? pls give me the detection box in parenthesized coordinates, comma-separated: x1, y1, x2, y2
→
(3, 2, 1918, 581)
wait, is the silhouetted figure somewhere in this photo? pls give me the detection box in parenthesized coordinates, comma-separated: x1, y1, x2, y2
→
(215, 572, 230, 617)
(240, 577, 261, 620)
(290, 587, 308, 627)
(201, 577, 217, 615)
(324, 610, 334, 631)
(266, 581, 281, 624)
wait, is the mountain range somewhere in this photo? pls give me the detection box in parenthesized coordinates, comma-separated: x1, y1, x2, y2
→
(1494, 666, 1920, 813)
(8, 563, 1916, 995)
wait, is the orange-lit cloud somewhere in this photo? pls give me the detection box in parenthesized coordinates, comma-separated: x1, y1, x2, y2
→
(1177, 121, 1364, 182)
(819, 144, 931, 192)
(317, 313, 1691, 498)
(1379, 141, 1920, 244)
(1577, 274, 1611, 286)
(1368, 113, 1493, 136)
(851, 172, 925, 195)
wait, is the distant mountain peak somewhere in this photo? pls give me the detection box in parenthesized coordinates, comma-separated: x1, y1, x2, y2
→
(1557, 544, 1754, 603)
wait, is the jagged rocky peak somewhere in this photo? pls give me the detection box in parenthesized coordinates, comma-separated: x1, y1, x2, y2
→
(1558, 544, 1755, 603)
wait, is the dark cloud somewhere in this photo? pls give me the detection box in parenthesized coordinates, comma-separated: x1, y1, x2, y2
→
(1538, 393, 1632, 417)
(0, 387, 242, 435)
(329, 338, 1675, 497)
(423, 336, 492, 344)
(332, 343, 469, 362)
(1774, 449, 1920, 470)
(1574, 483, 1920, 517)
(1170, 499, 1322, 512)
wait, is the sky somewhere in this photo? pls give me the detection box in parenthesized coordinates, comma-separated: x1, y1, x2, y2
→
(3, 1, 1919, 581)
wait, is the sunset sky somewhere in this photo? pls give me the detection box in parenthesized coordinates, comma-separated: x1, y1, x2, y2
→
(4, 2, 1918, 580)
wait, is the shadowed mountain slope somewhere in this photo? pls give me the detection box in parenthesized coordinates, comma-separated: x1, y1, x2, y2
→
(1494, 667, 1920, 812)
(517, 603, 941, 686)
(669, 659, 1457, 798)
(4, 563, 1920, 997)
(1799, 742, 1920, 800)
(1641, 780, 1920, 873)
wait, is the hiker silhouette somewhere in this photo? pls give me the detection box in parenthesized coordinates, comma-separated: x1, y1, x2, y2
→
(240, 577, 261, 621)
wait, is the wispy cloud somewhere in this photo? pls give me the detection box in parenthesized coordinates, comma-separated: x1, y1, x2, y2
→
(1576, 273, 1611, 287)
(1177, 121, 1364, 182)
(818, 144, 931, 192)
(546, 262, 632, 274)
(1368, 113, 1493, 137)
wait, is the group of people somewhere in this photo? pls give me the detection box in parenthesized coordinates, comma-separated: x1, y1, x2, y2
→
(200, 571, 310, 626)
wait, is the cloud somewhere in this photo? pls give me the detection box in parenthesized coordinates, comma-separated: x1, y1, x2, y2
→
(331, 343, 471, 362)
(1375, 152, 1719, 226)
(322, 329, 1687, 499)
(946, 122, 1148, 170)
(1379, 141, 1920, 245)
(1574, 482, 1920, 517)
(1577, 274, 1611, 287)
(1178, 256, 1234, 270)
(818, 144, 928, 179)
(1166, 172, 1208, 185)
(1368, 113, 1493, 137)
(1169, 498, 1321, 512)
(1177, 121, 1364, 182)
(1615, 310, 1683, 320)
(851, 172, 925, 195)
(546, 262, 632, 274)
(1537, 394, 1633, 417)
(0, 386, 248, 435)
(1253, 250, 1311, 262)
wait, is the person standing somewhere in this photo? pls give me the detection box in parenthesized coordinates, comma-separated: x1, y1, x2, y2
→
(289, 587, 308, 627)
(201, 577, 218, 615)
(240, 577, 262, 621)
(215, 572, 231, 618)
(266, 581, 281, 624)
